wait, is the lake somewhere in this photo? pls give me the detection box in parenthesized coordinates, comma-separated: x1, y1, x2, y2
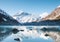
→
(0, 26, 59, 42)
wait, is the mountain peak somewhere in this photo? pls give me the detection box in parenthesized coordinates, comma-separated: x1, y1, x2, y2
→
(14, 10, 31, 16)
(13, 11, 32, 23)
(13, 11, 41, 23)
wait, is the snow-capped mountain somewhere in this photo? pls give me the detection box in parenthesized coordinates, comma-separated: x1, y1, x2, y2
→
(13, 11, 40, 23)
(13, 10, 50, 23)
(39, 12, 49, 18)
(12, 5, 60, 25)
(43, 5, 60, 20)
(0, 9, 20, 25)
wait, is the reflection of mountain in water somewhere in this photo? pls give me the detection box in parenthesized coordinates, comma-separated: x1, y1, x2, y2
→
(0, 26, 58, 42)
(40, 26, 60, 42)
(1, 26, 60, 42)
(0, 27, 12, 41)
(0, 26, 19, 42)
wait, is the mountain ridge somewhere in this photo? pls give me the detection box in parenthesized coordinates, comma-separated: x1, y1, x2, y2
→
(43, 6, 60, 20)
(0, 9, 20, 25)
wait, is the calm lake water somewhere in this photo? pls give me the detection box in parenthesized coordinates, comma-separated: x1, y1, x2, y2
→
(0, 26, 59, 42)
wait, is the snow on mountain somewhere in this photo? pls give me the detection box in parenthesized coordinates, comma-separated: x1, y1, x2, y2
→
(13, 11, 39, 23)
(39, 12, 49, 18)
(13, 12, 31, 23)
(0, 9, 8, 16)
(2, 18, 7, 22)
(13, 11, 50, 23)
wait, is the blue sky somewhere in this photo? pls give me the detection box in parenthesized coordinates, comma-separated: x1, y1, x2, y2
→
(0, 0, 60, 16)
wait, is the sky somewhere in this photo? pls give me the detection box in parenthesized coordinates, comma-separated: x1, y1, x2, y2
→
(0, 0, 60, 16)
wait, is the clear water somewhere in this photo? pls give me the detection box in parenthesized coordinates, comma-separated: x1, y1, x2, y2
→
(0, 26, 59, 42)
